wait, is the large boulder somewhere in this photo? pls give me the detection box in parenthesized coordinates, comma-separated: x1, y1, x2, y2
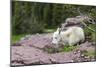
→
(61, 15, 95, 31)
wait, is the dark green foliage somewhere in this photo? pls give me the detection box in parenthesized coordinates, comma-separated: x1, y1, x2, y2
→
(84, 24, 96, 42)
(12, 1, 96, 35)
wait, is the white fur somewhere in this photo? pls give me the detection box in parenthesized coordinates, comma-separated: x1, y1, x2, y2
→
(52, 26, 85, 46)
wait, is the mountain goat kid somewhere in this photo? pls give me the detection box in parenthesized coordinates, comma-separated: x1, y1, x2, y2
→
(52, 26, 85, 47)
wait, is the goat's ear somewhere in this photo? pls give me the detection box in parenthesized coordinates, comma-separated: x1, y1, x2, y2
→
(59, 29, 60, 34)
(57, 28, 60, 34)
(58, 28, 62, 34)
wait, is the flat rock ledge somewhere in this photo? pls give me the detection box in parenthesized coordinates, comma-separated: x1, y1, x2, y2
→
(11, 33, 96, 66)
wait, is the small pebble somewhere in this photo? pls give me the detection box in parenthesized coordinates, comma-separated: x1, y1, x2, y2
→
(77, 50, 81, 53)
(81, 54, 84, 57)
(73, 52, 77, 54)
(70, 60, 74, 62)
(84, 56, 90, 59)
(91, 59, 96, 61)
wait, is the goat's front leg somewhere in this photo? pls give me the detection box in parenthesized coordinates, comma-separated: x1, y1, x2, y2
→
(69, 42, 74, 46)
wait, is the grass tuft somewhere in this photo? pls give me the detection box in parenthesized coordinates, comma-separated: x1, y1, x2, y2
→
(11, 34, 26, 43)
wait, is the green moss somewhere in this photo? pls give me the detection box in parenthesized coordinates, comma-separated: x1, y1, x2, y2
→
(60, 45, 77, 52)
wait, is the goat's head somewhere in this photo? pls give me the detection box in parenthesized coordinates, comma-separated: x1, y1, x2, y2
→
(52, 28, 62, 45)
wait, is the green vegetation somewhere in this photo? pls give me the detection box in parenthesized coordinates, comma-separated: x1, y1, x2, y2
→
(12, 1, 96, 35)
(46, 45, 77, 53)
(82, 50, 96, 58)
(60, 45, 77, 52)
(12, 34, 25, 43)
(84, 24, 96, 42)
(43, 29, 56, 33)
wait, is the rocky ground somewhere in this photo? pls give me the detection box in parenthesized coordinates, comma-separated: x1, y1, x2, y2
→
(11, 33, 96, 66)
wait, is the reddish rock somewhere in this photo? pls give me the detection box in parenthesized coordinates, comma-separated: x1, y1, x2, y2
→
(11, 34, 96, 66)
